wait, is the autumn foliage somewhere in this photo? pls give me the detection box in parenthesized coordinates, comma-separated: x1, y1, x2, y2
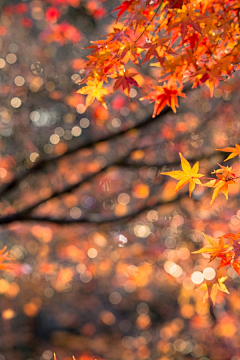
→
(2, 0, 240, 358)
(0, 0, 240, 307)
(74, 0, 240, 306)
(78, 0, 240, 117)
(70, 1, 240, 313)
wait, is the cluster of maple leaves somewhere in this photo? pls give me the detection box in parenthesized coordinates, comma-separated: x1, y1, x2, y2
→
(78, 0, 240, 117)
(193, 232, 240, 306)
(161, 146, 240, 204)
(161, 146, 240, 305)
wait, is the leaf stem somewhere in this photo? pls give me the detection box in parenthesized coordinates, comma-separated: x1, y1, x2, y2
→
(135, 0, 163, 43)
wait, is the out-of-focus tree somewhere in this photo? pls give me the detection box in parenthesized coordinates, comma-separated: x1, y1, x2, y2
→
(1, 1, 240, 360)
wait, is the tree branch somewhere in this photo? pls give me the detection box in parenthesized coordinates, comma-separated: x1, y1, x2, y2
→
(0, 192, 189, 225)
(0, 94, 225, 226)
(0, 150, 221, 226)
(0, 85, 196, 198)
(118, 152, 223, 169)
(0, 104, 167, 197)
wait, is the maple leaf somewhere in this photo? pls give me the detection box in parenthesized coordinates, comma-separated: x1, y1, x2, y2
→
(192, 233, 229, 262)
(165, 0, 184, 9)
(111, 0, 133, 22)
(191, 67, 221, 97)
(77, 79, 109, 109)
(196, 276, 229, 306)
(0, 246, 12, 270)
(112, 69, 141, 98)
(192, 58, 234, 96)
(183, 33, 199, 51)
(202, 164, 237, 204)
(192, 231, 240, 274)
(216, 144, 240, 162)
(232, 260, 240, 277)
(168, 5, 203, 42)
(222, 232, 240, 241)
(142, 36, 176, 65)
(140, 82, 186, 117)
(218, 251, 235, 270)
(119, 41, 144, 65)
(161, 153, 204, 196)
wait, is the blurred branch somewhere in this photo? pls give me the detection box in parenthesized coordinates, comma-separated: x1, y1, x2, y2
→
(0, 151, 221, 226)
(0, 91, 225, 226)
(118, 152, 224, 169)
(0, 99, 224, 225)
(0, 86, 196, 198)
(120, 100, 225, 167)
(0, 192, 189, 225)
(0, 104, 167, 197)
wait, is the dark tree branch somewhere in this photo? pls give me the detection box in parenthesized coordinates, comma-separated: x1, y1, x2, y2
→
(0, 192, 189, 225)
(0, 85, 200, 199)
(0, 94, 225, 226)
(0, 90, 222, 201)
(0, 103, 169, 197)
(0, 150, 221, 226)
(118, 152, 224, 169)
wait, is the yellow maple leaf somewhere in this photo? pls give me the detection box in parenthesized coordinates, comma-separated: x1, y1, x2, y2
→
(77, 79, 109, 109)
(161, 153, 204, 196)
(202, 164, 237, 204)
(196, 276, 229, 306)
(216, 144, 240, 162)
(192, 233, 229, 262)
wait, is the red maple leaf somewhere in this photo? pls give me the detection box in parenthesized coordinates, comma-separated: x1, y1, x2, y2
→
(112, 69, 141, 98)
(111, 0, 134, 22)
(142, 37, 176, 66)
(183, 33, 199, 50)
(167, 0, 184, 9)
(140, 81, 186, 117)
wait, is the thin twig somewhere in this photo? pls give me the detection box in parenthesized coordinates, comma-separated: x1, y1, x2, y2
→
(135, 0, 163, 43)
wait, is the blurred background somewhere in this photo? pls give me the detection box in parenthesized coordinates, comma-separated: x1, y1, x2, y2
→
(1, 1, 240, 360)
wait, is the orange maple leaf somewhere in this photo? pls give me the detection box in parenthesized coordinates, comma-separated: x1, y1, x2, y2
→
(192, 233, 229, 262)
(217, 251, 235, 270)
(232, 260, 240, 277)
(142, 36, 175, 65)
(161, 153, 204, 196)
(0, 246, 12, 270)
(140, 82, 186, 118)
(77, 79, 109, 109)
(216, 144, 240, 162)
(202, 164, 237, 204)
(168, 4, 203, 42)
(196, 276, 229, 306)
